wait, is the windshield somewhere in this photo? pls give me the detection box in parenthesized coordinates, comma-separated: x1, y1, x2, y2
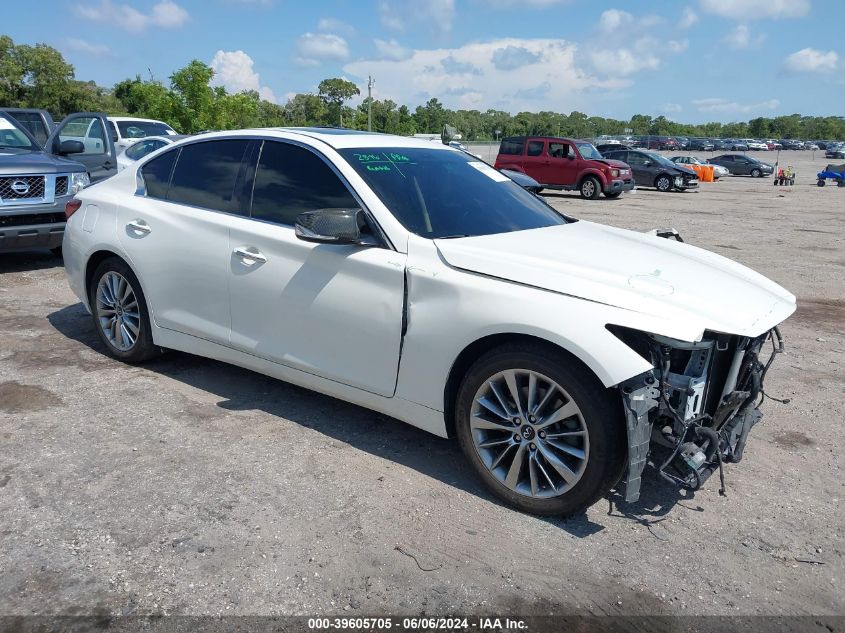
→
(576, 142, 602, 160)
(117, 120, 175, 139)
(339, 148, 568, 239)
(644, 151, 676, 167)
(0, 113, 39, 150)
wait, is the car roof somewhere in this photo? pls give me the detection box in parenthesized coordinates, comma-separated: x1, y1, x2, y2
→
(192, 127, 455, 151)
(110, 116, 174, 124)
(501, 135, 590, 144)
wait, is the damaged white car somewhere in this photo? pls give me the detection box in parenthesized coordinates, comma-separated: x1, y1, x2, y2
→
(62, 129, 795, 515)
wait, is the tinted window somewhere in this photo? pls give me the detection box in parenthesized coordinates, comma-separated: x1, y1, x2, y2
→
(167, 140, 250, 212)
(141, 148, 178, 199)
(548, 142, 570, 159)
(526, 140, 544, 156)
(117, 120, 175, 138)
(339, 147, 568, 239)
(626, 152, 648, 165)
(251, 141, 359, 226)
(499, 138, 525, 155)
(7, 112, 49, 145)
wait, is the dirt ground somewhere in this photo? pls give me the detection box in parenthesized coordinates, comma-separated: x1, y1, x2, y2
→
(0, 150, 842, 618)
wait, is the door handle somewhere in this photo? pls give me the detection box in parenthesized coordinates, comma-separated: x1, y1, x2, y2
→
(126, 219, 151, 235)
(233, 246, 267, 265)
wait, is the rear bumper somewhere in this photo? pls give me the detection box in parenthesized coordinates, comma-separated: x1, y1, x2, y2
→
(604, 179, 636, 194)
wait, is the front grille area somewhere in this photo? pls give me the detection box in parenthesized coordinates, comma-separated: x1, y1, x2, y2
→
(0, 175, 46, 200)
(55, 176, 69, 196)
(0, 212, 65, 228)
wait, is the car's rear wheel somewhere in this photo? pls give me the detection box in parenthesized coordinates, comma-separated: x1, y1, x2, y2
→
(751, 168, 761, 178)
(455, 344, 624, 516)
(655, 174, 673, 192)
(89, 257, 160, 363)
(579, 177, 600, 200)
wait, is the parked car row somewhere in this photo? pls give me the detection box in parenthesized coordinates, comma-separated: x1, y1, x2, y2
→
(596, 135, 833, 152)
(0, 108, 182, 254)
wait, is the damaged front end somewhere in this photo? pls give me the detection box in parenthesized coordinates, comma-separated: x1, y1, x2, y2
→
(614, 326, 785, 503)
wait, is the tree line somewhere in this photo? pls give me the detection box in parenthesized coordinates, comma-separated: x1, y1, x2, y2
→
(2, 35, 843, 141)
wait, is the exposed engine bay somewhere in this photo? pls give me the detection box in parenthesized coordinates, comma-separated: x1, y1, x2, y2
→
(616, 325, 785, 503)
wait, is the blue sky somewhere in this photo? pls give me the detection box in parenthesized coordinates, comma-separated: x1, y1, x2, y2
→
(6, 0, 844, 122)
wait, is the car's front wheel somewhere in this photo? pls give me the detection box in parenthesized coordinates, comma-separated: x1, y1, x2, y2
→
(750, 168, 761, 178)
(89, 257, 160, 363)
(455, 344, 624, 516)
(655, 174, 673, 192)
(579, 177, 601, 200)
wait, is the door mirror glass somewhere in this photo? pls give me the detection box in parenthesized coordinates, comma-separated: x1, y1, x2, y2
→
(58, 139, 85, 155)
(295, 208, 376, 245)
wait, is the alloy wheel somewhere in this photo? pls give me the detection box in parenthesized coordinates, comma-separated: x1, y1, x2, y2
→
(581, 180, 596, 198)
(470, 369, 589, 498)
(95, 271, 141, 351)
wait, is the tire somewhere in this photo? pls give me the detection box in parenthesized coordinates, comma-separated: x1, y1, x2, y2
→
(817, 180, 826, 187)
(50, 246, 63, 258)
(604, 191, 621, 199)
(88, 257, 160, 364)
(655, 174, 673, 192)
(579, 177, 601, 200)
(751, 168, 761, 178)
(455, 343, 625, 516)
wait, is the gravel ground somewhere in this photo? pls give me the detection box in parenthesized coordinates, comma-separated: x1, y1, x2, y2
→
(0, 150, 842, 618)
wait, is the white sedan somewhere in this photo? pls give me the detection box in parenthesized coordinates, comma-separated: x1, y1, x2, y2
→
(61, 129, 795, 515)
(116, 135, 187, 172)
(670, 155, 730, 179)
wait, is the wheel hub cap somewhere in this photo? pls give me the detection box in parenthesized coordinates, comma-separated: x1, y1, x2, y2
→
(470, 369, 589, 499)
(95, 271, 140, 352)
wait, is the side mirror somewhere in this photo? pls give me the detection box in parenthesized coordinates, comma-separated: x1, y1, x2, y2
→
(58, 139, 85, 155)
(295, 208, 377, 246)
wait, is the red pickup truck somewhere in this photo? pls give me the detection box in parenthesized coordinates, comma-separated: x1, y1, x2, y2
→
(494, 136, 635, 199)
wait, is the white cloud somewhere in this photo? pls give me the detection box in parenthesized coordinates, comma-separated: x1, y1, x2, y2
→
(678, 8, 698, 28)
(662, 103, 683, 113)
(783, 48, 839, 73)
(210, 50, 277, 103)
(65, 38, 110, 55)
(378, 0, 455, 33)
(76, 0, 188, 32)
(699, 0, 810, 20)
(295, 33, 350, 66)
(486, 0, 570, 6)
(692, 97, 780, 113)
(591, 48, 659, 76)
(598, 9, 633, 33)
(668, 39, 689, 53)
(374, 39, 412, 61)
(318, 17, 355, 35)
(724, 25, 765, 49)
(344, 38, 625, 114)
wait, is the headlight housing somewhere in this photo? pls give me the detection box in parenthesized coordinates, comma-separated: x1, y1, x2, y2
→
(611, 169, 619, 178)
(69, 172, 90, 195)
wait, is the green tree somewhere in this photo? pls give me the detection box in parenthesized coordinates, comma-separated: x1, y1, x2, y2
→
(317, 77, 360, 127)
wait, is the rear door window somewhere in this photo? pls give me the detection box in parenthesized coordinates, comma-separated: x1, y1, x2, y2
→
(166, 140, 250, 213)
(140, 149, 178, 199)
(526, 140, 544, 157)
(499, 138, 525, 155)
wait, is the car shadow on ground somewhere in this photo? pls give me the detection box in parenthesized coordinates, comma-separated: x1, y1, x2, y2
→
(47, 301, 700, 538)
(0, 250, 62, 274)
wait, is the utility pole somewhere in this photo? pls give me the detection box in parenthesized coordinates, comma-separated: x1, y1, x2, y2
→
(367, 75, 374, 132)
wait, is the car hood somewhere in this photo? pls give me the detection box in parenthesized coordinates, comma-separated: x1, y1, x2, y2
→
(0, 150, 86, 175)
(591, 158, 630, 169)
(434, 222, 795, 339)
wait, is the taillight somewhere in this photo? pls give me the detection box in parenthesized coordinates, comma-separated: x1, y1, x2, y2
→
(65, 199, 82, 220)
